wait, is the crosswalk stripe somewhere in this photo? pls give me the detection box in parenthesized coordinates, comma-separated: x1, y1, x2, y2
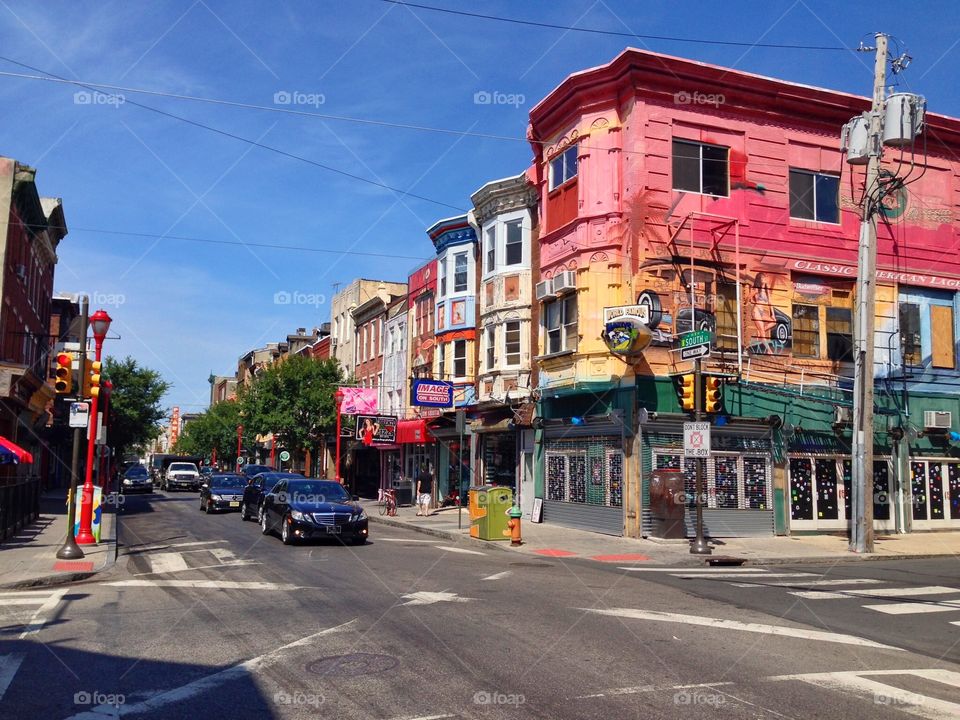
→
(790, 585, 960, 600)
(674, 572, 814, 580)
(0, 598, 53, 606)
(619, 567, 770, 573)
(729, 578, 883, 588)
(864, 600, 960, 615)
(147, 552, 190, 573)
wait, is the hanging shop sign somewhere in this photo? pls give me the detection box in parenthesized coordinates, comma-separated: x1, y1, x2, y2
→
(411, 378, 454, 407)
(602, 305, 653, 355)
(355, 415, 398, 445)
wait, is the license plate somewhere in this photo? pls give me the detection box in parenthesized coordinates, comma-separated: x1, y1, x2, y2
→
(229, 501, 240, 507)
(325, 526, 341, 534)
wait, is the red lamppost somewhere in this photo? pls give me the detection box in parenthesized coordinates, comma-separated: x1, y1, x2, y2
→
(77, 309, 112, 545)
(236, 425, 243, 472)
(99, 379, 113, 493)
(334, 388, 344, 483)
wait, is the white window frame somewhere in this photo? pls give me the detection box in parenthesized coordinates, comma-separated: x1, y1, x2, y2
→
(549, 144, 578, 190)
(438, 258, 447, 297)
(544, 294, 578, 355)
(788, 168, 841, 225)
(437, 341, 446, 380)
(504, 320, 521, 367)
(453, 339, 467, 379)
(485, 325, 496, 371)
(484, 225, 496, 274)
(453, 252, 468, 293)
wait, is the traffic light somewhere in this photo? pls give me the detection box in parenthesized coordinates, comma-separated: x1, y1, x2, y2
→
(704, 376, 724, 414)
(673, 374, 696, 412)
(54, 352, 73, 394)
(82, 360, 102, 399)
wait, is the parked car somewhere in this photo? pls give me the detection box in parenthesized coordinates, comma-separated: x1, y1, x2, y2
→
(120, 465, 152, 494)
(199, 474, 247, 513)
(259, 477, 368, 546)
(240, 472, 298, 521)
(162, 462, 201, 492)
(241, 463, 274, 478)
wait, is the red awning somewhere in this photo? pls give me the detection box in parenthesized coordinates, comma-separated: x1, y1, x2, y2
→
(0, 436, 33, 464)
(396, 419, 430, 444)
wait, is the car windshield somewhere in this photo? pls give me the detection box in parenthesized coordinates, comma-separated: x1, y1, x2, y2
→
(169, 463, 197, 472)
(244, 465, 273, 475)
(210, 475, 244, 488)
(125, 466, 147, 477)
(287, 480, 350, 503)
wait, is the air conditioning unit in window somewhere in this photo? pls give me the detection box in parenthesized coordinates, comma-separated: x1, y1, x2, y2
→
(535, 279, 553, 301)
(924, 410, 952, 430)
(552, 270, 577, 295)
(833, 407, 852, 426)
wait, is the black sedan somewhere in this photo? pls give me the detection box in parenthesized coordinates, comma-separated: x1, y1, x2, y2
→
(199, 474, 247, 513)
(259, 478, 368, 546)
(120, 465, 152, 494)
(239, 472, 299, 521)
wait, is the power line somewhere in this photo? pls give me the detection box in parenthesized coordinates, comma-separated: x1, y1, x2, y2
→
(379, 0, 850, 51)
(0, 55, 467, 213)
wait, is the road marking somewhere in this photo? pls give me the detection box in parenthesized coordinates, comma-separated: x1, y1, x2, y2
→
(0, 590, 61, 598)
(401, 591, 472, 606)
(210, 548, 238, 562)
(730, 578, 883, 588)
(131, 540, 227, 553)
(619, 567, 770, 573)
(434, 546, 486, 555)
(767, 668, 960, 719)
(1, 598, 57, 606)
(483, 571, 512, 581)
(135, 560, 260, 576)
(0, 654, 25, 703)
(146, 552, 190, 574)
(18, 589, 67, 639)
(673, 572, 815, 580)
(576, 681, 733, 699)
(385, 715, 455, 720)
(580, 608, 899, 650)
(864, 600, 960, 615)
(63, 619, 357, 720)
(103, 579, 300, 591)
(791, 586, 960, 600)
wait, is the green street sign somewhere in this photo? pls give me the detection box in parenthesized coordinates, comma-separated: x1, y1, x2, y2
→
(279, 450, 291, 462)
(679, 330, 711, 348)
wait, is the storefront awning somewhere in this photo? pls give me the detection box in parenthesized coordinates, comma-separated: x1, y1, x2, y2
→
(396, 419, 431, 444)
(0, 436, 33, 464)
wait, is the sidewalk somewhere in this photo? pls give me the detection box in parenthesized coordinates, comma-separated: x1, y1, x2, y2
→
(0, 488, 118, 589)
(362, 500, 960, 566)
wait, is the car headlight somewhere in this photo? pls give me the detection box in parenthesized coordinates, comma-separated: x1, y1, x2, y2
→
(353, 509, 367, 521)
(123, 479, 132, 485)
(290, 509, 307, 521)
(211, 494, 223, 501)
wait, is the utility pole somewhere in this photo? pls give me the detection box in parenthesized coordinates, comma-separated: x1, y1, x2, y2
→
(56, 296, 88, 560)
(850, 32, 888, 554)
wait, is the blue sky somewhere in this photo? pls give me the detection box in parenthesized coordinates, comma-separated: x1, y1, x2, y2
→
(1, 0, 958, 413)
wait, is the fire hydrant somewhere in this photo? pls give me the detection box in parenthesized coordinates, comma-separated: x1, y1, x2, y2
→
(504, 504, 523, 546)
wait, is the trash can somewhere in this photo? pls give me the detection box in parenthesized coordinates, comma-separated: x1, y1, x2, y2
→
(469, 485, 514, 540)
(649, 469, 686, 539)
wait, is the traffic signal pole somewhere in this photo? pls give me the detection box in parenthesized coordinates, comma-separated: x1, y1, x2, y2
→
(690, 357, 711, 555)
(56, 296, 88, 560)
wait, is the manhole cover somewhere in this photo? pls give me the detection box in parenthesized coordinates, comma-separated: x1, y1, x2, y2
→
(509, 562, 554, 568)
(306, 653, 398, 677)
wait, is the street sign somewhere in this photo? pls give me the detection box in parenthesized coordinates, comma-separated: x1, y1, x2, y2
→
(279, 450, 290, 462)
(678, 330, 711, 361)
(236, 456, 245, 465)
(680, 343, 711, 361)
(69, 402, 89, 428)
(683, 422, 711, 458)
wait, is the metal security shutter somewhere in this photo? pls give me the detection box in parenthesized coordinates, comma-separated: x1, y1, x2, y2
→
(683, 509, 775, 537)
(543, 500, 624, 536)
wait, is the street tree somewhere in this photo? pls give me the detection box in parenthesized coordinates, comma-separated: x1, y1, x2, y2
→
(239, 355, 343, 464)
(174, 399, 241, 462)
(103, 356, 170, 460)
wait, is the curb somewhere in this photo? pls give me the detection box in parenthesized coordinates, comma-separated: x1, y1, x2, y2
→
(744, 552, 957, 566)
(0, 509, 119, 591)
(368, 514, 518, 554)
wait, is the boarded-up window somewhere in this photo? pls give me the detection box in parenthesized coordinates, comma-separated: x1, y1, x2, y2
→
(715, 281, 738, 350)
(930, 305, 955, 368)
(899, 303, 921, 366)
(792, 304, 819, 357)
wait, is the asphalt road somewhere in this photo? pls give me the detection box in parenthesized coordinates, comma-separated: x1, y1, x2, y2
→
(2, 490, 960, 719)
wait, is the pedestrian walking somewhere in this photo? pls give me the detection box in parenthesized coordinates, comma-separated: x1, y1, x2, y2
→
(416, 463, 433, 516)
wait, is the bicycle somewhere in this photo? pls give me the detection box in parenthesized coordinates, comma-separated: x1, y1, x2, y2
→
(379, 488, 397, 517)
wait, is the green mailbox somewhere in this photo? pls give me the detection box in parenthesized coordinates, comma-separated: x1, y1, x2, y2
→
(469, 485, 514, 541)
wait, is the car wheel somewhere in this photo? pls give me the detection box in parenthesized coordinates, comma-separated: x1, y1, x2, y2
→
(281, 515, 296, 545)
(260, 509, 271, 536)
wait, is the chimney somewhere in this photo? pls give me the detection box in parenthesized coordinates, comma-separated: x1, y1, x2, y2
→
(377, 282, 390, 305)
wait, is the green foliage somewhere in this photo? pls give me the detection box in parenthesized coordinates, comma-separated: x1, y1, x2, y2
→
(175, 399, 241, 460)
(239, 355, 344, 457)
(103, 356, 171, 459)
